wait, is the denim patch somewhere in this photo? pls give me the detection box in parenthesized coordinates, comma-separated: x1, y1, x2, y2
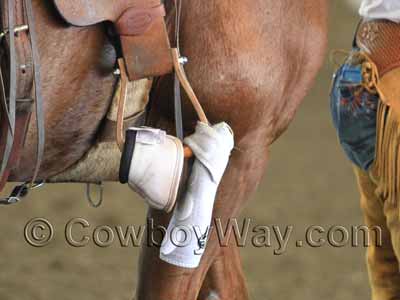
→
(330, 57, 380, 170)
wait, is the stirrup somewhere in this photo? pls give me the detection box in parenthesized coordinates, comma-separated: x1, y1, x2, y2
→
(119, 127, 184, 212)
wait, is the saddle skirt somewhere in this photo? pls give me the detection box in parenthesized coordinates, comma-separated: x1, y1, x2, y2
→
(53, 0, 173, 80)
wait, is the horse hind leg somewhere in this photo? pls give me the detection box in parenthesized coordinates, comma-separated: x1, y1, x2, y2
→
(197, 241, 249, 300)
(135, 0, 328, 297)
(135, 144, 270, 300)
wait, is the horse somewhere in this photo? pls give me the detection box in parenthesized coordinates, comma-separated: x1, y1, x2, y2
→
(3, 0, 328, 299)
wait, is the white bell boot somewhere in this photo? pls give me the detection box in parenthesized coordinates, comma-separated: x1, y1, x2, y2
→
(119, 127, 184, 212)
(160, 122, 234, 268)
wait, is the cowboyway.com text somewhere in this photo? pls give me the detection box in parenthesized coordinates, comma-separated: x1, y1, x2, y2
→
(24, 217, 382, 254)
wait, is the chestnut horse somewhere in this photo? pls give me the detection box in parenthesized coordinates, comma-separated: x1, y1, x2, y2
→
(6, 0, 328, 299)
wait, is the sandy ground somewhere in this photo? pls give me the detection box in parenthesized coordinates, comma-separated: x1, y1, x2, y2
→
(0, 2, 371, 300)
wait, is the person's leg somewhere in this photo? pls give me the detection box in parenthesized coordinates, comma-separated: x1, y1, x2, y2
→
(355, 168, 400, 300)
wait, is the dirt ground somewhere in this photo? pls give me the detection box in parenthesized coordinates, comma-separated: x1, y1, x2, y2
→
(0, 2, 371, 300)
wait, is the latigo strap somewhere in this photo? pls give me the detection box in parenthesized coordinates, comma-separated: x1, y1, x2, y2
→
(0, 0, 44, 193)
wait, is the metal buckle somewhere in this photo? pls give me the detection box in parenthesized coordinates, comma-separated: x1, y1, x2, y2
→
(86, 183, 104, 208)
(0, 25, 29, 41)
(178, 56, 188, 65)
(0, 181, 44, 205)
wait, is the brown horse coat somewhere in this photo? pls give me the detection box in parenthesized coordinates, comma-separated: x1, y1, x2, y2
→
(8, 0, 328, 299)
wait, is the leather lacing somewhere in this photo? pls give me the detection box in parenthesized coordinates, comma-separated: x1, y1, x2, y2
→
(355, 53, 400, 206)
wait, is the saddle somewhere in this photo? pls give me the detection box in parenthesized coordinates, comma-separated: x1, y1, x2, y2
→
(53, 0, 173, 81)
(52, 0, 208, 151)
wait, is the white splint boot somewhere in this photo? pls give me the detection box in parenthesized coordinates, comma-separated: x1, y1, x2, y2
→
(119, 127, 184, 212)
(160, 122, 234, 268)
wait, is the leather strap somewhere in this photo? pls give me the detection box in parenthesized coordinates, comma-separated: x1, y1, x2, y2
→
(171, 48, 208, 125)
(114, 0, 173, 81)
(115, 5, 166, 36)
(172, 43, 210, 158)
(118, 17, 173, 81)
(0, 0, 43, 191)
(357, 20, 400, 76)
(0, 62, 13, 132)
(0, 0, 18, 182)
(174, 72, 183, 140)
(173, 0, 183, 141)
(116, 58, 129, 151)
(24, 0, 45, 185)
(0, 109, 31, 189)
(113, 0, 208, 159)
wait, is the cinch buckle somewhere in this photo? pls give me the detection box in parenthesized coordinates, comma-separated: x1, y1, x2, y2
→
(0, 181, 44, 205)
(0, 25, 29, 41)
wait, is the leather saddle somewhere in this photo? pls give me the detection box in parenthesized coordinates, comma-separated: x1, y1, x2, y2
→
(53, 0, 173, 81)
